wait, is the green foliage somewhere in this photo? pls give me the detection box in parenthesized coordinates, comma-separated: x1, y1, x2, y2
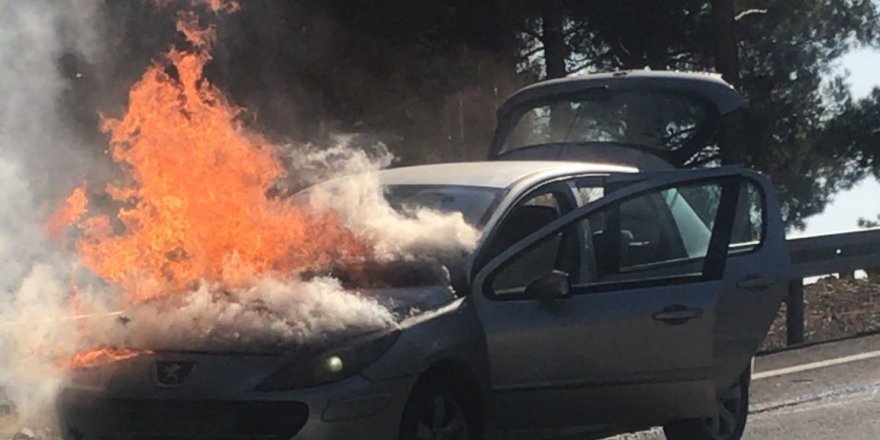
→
(859, 214, 880, 229)
(734, 0, 880, 227)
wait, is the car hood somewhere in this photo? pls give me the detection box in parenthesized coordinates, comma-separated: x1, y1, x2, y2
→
(362, 285, 457, 319)
(62, 287, 458, 395)
(110, 285, 457, 356)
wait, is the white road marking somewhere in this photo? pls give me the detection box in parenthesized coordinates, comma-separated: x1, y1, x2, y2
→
(753, 349, 880, 380)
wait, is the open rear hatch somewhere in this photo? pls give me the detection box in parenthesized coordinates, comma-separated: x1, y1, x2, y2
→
(489, 70, 747, 170)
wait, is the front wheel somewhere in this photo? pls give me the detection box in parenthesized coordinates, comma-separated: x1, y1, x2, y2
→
(398, 375, 482, 440)
(663, 369, 750, 440)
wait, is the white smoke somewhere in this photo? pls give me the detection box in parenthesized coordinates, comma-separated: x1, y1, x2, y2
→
(0, 0, 105, 428)
(291, 142, 480, 258)
(112, 277, 396, 351)
(308, 172, 480, 258)
(283, 138, 396, 187)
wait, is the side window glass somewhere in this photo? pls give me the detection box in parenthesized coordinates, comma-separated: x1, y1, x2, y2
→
(487, 190, 576, 296)
(523, 193, 561, 210)
(729, 181, 764, 254)
(491, 229, 569, 295)
(486, 179, 736, 297)
(575, 185, 604, 206)
(585, 182, 723, 284)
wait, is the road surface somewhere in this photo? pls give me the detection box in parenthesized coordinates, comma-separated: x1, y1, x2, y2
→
(613, 333, 880, 439)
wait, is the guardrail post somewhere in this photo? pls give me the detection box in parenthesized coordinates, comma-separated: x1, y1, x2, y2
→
(786, 279, 805, 345)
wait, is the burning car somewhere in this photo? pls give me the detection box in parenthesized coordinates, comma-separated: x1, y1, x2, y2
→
(58, 71, 789, 440)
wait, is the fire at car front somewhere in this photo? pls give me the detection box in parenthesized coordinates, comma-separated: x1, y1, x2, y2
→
(40, 1, 482, 439)
(57, 282, 479, 440)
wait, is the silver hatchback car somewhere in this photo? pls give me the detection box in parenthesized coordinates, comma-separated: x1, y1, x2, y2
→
(60, 72, 790, 440)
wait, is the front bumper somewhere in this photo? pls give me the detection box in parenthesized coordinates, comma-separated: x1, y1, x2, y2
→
(58, 373, 415, 440)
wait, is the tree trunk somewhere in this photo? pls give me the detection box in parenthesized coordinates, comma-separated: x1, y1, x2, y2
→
(712, 0, 746, 165)
(542, 0, 567, 79)
(542, 0, 570, 137)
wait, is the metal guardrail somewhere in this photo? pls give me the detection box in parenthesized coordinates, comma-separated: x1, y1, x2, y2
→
(789, 227, 880, 278)
(783, 227, 880, 345)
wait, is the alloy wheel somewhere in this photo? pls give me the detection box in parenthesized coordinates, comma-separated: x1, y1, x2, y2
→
(415, 395, 469, 440)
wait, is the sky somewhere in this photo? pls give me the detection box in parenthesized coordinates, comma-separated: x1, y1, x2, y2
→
(799, 47, 880, 237)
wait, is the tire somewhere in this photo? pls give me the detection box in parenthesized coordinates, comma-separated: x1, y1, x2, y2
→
(398, 374, 483, 440)
(663, 369, 750, 440)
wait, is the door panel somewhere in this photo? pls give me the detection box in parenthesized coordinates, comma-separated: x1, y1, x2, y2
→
(712, 176, 790, 386)
(474, 170, 746, 431)
(481, 282, 719, 429)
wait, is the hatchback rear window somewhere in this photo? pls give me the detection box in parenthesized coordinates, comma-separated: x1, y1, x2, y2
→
(503, 90, 716, 154)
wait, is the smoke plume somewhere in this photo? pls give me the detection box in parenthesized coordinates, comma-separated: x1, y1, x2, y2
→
(0, 0, 105, 427)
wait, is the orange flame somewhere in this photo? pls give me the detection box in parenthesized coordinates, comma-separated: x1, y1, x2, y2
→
(48, 186, 88, 239)
(56, 4, 368, 304)
(149, 0, 240, 14)
(65, 347, 153, 370)
(196, 0, 240, 14)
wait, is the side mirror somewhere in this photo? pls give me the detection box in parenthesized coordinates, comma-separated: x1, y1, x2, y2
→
(524, 270, 571, 301)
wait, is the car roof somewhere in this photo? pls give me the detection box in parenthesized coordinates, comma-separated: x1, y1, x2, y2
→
(377, 161, 637, 189)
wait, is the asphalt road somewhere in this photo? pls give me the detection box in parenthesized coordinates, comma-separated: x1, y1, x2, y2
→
(613, 333, 880, 440)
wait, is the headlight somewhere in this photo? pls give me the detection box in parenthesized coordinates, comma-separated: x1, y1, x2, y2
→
(255, 330, 400, 391)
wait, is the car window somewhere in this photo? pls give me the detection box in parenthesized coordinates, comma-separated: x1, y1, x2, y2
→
(491, 231, 566, 295)
(575, 184, 605, 206)
(522, 192, 561, 210)
(294, 183, 503, 230)
(729, 181, 764, 254)
(502, 90, 715, 153)
(486, 189, 575, 294)
(487, 180, 729, 297)
(383, 184, 504, 229)
(587, 182, 723, 283)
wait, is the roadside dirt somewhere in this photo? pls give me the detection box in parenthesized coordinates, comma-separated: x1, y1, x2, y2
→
(762, 277, 880, 351)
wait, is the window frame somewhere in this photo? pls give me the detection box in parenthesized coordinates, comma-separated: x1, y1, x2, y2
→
(478, 173, 748, 301)
(472, 177, 587, 274)
(726, 178, 768, 257)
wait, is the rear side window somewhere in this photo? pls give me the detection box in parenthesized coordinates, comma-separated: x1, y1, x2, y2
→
(728, 181, 764, 254)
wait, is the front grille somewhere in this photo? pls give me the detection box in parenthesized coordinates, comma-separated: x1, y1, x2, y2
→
(59, 392, 308, 440)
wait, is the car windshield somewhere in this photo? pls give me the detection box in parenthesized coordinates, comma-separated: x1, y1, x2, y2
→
(503, 90, 715, 154)
(383, 184, 503, 229)
(297, 184, 503, 289)
(291, 183, 503, 229)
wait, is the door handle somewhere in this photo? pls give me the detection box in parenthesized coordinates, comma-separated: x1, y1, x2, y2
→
(737, 275, 777, 291)
(652, 304, 702, 325)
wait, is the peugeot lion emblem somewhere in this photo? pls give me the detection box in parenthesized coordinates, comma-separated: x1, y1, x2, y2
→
(154, 361, 196, 387)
